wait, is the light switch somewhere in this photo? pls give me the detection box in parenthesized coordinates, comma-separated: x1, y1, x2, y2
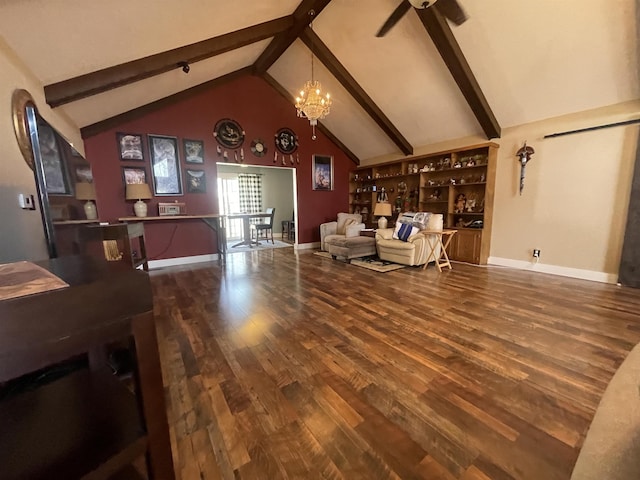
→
(18, 193, 36, 210)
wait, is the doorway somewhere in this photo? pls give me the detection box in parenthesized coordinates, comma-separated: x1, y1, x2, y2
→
(216, 163, 297, 244)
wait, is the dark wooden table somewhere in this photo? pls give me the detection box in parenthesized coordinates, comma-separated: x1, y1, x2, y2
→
(0, 255, 175, 479)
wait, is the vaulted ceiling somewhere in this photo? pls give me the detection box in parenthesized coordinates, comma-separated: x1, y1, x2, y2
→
(1, 0, 637, 164)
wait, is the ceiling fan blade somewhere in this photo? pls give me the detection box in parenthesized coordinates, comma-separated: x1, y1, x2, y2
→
(376, 1, 412, 37)
(436, 0, 468, 25)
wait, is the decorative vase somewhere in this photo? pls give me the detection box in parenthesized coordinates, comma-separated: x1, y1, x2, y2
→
(134, 200, 148, 217)
(83, 200, 97, 220)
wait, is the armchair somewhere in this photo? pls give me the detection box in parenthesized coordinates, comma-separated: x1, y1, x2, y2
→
(320, 212, 363, 251)
(375, 213, 443, 266)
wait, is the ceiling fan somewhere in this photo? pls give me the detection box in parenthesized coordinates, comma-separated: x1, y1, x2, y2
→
(376, 0, 468, 37)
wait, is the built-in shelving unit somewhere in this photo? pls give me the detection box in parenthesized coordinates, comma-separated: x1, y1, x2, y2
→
(349, 142, 498, 264)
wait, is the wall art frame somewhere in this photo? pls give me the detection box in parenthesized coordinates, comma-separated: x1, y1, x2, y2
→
(116, 132, 144, 161)
(121, 166, 147, 185)
(185, 169, 206, 193)
(148, 134, 182, 195)
(312, 154, 333, 191)
(183, 138, 205, 164)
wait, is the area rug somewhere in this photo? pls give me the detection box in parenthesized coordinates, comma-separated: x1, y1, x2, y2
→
(314, 251, 406, 273)
(350, 256, 407, 273)
(226, 239, 293, 254)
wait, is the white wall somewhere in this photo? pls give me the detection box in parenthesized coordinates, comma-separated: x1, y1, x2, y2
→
(363, 100, 640, 282)
(0, 38, 83, 263)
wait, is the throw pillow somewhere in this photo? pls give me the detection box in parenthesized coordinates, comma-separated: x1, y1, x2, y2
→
(398, 212, 416, 225)
(393, 222, 418, 242)
(336, 213, 356, 235)
(412, 212, 432, 230)
(345, 224, 364, 238)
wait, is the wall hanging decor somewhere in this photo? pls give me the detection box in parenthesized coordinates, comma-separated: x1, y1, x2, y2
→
(275, 128, 298, 155)
(516, 141, 535, 195)
(251, 139, 267, 157)
(213, 118, 245, 150)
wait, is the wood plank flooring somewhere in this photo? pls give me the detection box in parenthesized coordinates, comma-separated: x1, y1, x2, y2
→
(150, 249, 640, 480)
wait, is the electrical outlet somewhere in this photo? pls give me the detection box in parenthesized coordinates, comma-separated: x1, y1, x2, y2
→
(533, 249, 541, 258)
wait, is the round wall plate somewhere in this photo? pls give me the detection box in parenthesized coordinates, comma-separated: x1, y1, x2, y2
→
(213, 118, 245, 149)
(274, 128, 298, 154)
(250, 139, 267, 157)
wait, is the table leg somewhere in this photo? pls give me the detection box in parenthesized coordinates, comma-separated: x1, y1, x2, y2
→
(202, 217, 226, 264)
(131, 311, 175, 480)
(438, 233, 455, 270)
(423, 235, 440, 270)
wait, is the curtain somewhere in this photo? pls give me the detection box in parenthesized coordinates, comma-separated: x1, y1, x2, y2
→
(238, 174, 263, 224)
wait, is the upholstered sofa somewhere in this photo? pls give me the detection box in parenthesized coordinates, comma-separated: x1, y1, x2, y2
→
(320, 213, 364, 251)
(375, 213, 443, 266)
(570, 341, 640, 480)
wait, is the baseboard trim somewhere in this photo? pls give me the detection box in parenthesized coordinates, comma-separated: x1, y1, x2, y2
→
(488, 257, 618, 284)
(148, 253, 219, 270)
(295, 242, 320, 251)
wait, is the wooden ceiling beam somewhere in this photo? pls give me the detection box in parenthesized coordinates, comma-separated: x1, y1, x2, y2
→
(80, 67, 253, 139)
(261, 73, 360, 165)
(417, 8, 501, 139)
(46, 17, 293, 108)
(253, 0, 333, 74)
(300, 28, 413, 156)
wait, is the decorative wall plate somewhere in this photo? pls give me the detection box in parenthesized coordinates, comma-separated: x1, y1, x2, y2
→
(213, 118, 245, 149)
(250, 139, 267, 157)
(274, 128, 298, 154)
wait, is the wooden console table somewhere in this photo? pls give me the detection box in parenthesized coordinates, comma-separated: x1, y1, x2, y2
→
(118, 214, 226, 263)
(0, 256, 175, 479)
(81, 222, 148, 271)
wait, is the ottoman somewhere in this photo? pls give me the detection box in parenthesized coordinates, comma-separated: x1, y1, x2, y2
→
(325, 235, 377, 262)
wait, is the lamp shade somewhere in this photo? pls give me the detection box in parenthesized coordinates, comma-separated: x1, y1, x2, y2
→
(374, 202, 392, 217)
(125, 183, 152, 200)
(75, 182, 96, 200)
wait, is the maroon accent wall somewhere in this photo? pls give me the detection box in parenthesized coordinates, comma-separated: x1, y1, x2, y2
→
(84, 75, 352, 261)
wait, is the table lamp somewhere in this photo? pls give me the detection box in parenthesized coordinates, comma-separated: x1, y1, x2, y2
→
(374, 202, 392, 229)
(75, 182, 97, 220)
(125, 183, 152, 217)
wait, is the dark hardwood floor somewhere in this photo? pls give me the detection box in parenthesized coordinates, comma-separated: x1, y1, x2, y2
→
(149, 248, 640, 480)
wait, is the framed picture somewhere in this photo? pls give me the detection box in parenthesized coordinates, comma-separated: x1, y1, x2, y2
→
(312, 154, 333, 191)
(116, 132, 144, 161)
(36, 121, 72, 195)
(148, 134, 182, 195)
(122, 166, 147, 185)
(49, 203, 70, 221)
(75, 165, 93, 183)
(185, 169, 206, 193)
(183, 139, 204, 164)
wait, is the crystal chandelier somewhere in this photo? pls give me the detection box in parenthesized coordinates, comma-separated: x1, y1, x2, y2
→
(295, 10, 332, 140)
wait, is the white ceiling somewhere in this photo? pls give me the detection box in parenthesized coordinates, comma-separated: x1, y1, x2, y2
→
(0, 0, 637, 162)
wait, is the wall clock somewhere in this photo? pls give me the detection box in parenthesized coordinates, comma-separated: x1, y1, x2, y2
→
(274, 128, 298, 154)
(250, 139, 267, 157)
(213, 118, 245, 149)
